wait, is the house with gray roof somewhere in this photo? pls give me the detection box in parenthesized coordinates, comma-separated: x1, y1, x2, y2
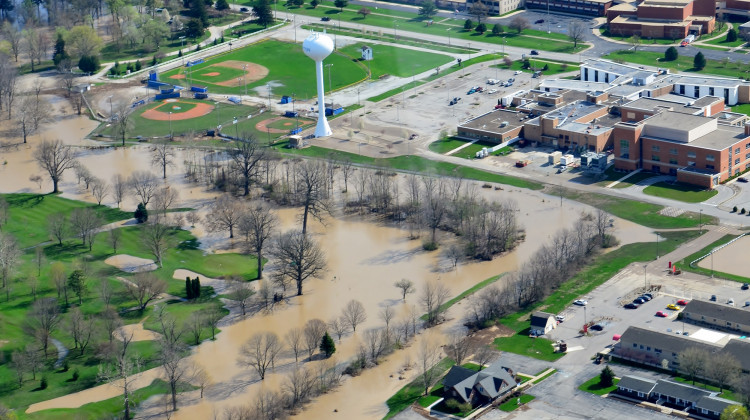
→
(616, 375, 656, 399)
(695, 396, 736, 419)
(682, 299, 750, 335)
(615, 376, 734, 419)
(530, 311, 556, 336)
(442, 361, 517, 407)
(651, 379, 712, 409)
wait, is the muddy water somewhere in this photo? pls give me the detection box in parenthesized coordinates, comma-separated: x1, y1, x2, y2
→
(696, 235, 750, 276)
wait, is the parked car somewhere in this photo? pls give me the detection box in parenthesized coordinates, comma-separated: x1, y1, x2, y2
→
(555, 315, 565, 322)
(655, 311, 668, 317)
(633, 297, 647, 304)
(640, 295, 652, 301)
(530, 50, 539, 55)
(535, 19, 545, 24)
(507, 78, 515, 83)
(711, 295, 717, 301)
(644, 293, 654, 300)
(739, 177, 748, 183)
(667, 304, 680, 310)
(683, 331, 689, 336)
(573, 299, 588, 306)
(677, 299, 689, 306)
(487, 89, 497, 94)
(728, 298, 735, 305)
(742, 283, 749, 290)
(240, 6, 249, 11)
(624, 303, 639, 309)
(321, 16, 331, 21)
(591, 324, 604, 331)
(514, 70, 522, 75)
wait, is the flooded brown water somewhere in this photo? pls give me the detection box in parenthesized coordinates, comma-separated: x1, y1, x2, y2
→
(696, 235, 750, 276)
(3, 101, 658, 418)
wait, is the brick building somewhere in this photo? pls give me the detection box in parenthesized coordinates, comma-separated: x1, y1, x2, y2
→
(607, 0, 716, 38)
(525, 0, 613, 16)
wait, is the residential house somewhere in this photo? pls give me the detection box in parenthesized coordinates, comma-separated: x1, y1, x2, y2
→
(695, 396, 737, 420)
(442, 361, 517, 407)
(650, 379, 712, 409)
(530, 311, 557, 336)
(616, 375, 657, 399)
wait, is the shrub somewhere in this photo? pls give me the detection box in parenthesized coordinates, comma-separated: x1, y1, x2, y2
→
(445, 398, 472, 413)
(542, 64, 549, 71)
(600, 366, 614, 387)
(727, 28, 738, 42)
(72, 369, 80, 381)
(464, 19, 474, 30)
(742, 208, 747, 214)
(492, 23, 502, 36)
(476, 23, 486, 34)
(40, 377, 48, 390)
(135, 203, 149, 223)
(422, 240, 438, 251)
(733, 205, 738, 213)
(693, 52, 706, 70)
(78, 55, 100, 73)
(62, 361, 69, 372)
(664, 46, 678, 61)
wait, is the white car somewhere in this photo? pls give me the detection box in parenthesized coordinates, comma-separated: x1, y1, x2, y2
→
(514, 70, 522, 75)
(487, 89, 497, 94)
(555, 315, 565, 322)
(573, 299, 588, 306)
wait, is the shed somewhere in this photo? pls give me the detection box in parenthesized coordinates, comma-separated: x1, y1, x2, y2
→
(530, 311, 556, 336)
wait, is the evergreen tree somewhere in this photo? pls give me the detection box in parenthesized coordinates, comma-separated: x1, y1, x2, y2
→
(694, 52, 706, 70)
(135, 60, 142, 71)
(186, 277, 194, 299)
(334, 0, 347, 11)
(310, 0, 318, 7)
(664, 46, 678, 62)
(253, 0, 274, 27)
(190, 0, 208, 26)
(186, 18, 205, 39)
(464, 19, 474, 30)
(320, 332, 336, 357)
(476, 22, 486, 34)
(135, 203, 149, 223)
(53, 33, 69, 67)
(727, 28, 738, 43)
(215, 0, 229, 10)
(78, 55, 100, 73)
(68, 270, 87, 305)
(600, 365, 614, 387)
(192, 277, 201, 299)
(492, 23, 502, 36)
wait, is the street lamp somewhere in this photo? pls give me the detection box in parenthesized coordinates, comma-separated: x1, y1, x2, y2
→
(393, 21, 398, 40)
(108, 95, 113, 121)
(711, 248, 715, 278)
(656, 233, 660, 259)
(699, 209, 703, 233)
(243, 65, 248, 97)
(644, 264, 648, 289)
(447, 28, 451, 46)
(168, 111, 173, 140)
(547, 0, 551, 34)
(267, 83, 272, 110)
(179, 36, 186, 65)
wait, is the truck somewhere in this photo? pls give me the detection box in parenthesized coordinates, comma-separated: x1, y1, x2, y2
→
(681, 34, 695, 47)
(515, 160, 531, 168)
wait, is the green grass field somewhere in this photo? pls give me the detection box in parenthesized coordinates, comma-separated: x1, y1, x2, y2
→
(282, 1, 585, 53)
(190, 64, 248, 84)
(152, 100, 199, 114)
(496, 59, 580, 76)
(604, 50, 750, 79)
(338, 43, 453, 78)
(643, 182, 719, 203)
(493, 332, 563, 362)
(162, 40, 367, 98)
(429, 137, 470, 154)
(597, 167, 658, 188)
(732, 104, 750, 116)
(384, 358, 455, 419)
(498, 394, 535, 412)
(578, 375, 620, 396)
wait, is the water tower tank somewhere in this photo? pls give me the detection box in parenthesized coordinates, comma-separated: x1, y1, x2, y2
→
(303, 33, 334, 61)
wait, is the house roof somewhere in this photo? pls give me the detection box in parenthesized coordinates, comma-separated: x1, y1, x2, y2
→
(617, 375, 657, 394)
(530, 311, 554, 328)
(617, 326, 721, 356)
(719, 339, 750, 372)
(652, 379, 713, 403)
(443, 365, 477, 389)
(442, 362, 516, 403)
(684, 299, 750, 327)
(695, 395, 736, 413)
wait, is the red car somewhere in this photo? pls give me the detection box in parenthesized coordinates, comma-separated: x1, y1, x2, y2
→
(677, 300, 689, 306)
(655, 311, 668, 317)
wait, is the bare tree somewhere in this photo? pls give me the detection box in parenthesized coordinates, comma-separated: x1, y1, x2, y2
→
(296, 160, 331, 235)
(445, 333, 472, 366)
(202, 306, 223, 340)
(140, 188, 177, 268)
(10, 350, 28, 386)
(469, 0, 488, 22)
(568, 21, 587, 48)
(283, 365, 315, 410)
(50, 262, 67, 304)
(270, 230, 327, 296)
(708, 355, 740, 392)
(340, 159, 354, 193)
(47, 213, 68, 246)
(33, 139, 77, 193)
(380, 305, 395, 333)
(111, 174, 127, 208)
(509, 16, 529, 33)
(629, 34, 642, 52)
(285, 327, 304, 363)
(422, 280, 450, 326)
(109, 228, 122, 253)
(14, 94, 50, 143)
(678, 347, 709, 384)
(151, 140, 176, 179)
(1, 22, 22, 62)
(187, 312, 204, 345)
(328, 317, 349, 341)
(129, 171, 159, 206)
(102, 307, 122, 345)
(239, 332, 283, 380)
(91, 178, 110, 205)
(25, 297, 61, 357)
(342, 299, 367, 332)
(443, 244, 463, 268)
(190, 364, 212, 398)
(422, 177, 448, 245)
(394, 278, 415, 301)
(229, 137, 264, 196)
(0, 232, 20, 291)
(0, 58, 17, 120)
(474, 345, 496, 370)
(100, 279, 114, 308)
(256, 280, 273, 311)
(127, 272, 167, 311)
(67, 307, 94, 356)
(303, 318, 327, 358)
(69, 207, 102, 250)
(252, 388, 285, 420)
(206, 195, 244, 239)
(114, 102, 134, 146)
(228, 277, 255, 316)
(238, 202, 277, 279)
(417, 338, 443, 395)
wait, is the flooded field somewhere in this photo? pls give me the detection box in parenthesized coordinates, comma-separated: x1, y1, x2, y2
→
(696, 235, 750, 278)
(3, 97, 658, 419)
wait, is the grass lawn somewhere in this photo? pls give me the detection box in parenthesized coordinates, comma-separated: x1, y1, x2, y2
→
(495, 58, 580, 76)
(272, 143, 544, 190)
(421, 275, 503, 321)
(578, 375, 620, 395)
(416, 384, 444, 408)
(96, 100, 259, 138)
(732, 103, 750, 116)
(100, 29, 212, 63)
(643, 182, 719, 203)
(1, 193, 131, 248)
(703, 25, 745, 48)
(493, 332, 563, 362)
(597, 167, 658, 188)
(279, 2, 585, 53)
(603, 50, 750, 79)
(429, 137, 470, 154)
(557, 188, 710, 228)
(498, 394, 535, 412)
(338, 43, 453, 78)
(22, 379, 195, 420)
(456, 141, 503, 159)
(462, 363, 482, 372)
(223, 19, 275, 38)
(384, 358, 455, 420)
(161, 39, 367, 98)
(673, 376, 738, 401)
(598, 28, 678, 45)
(191, 64, 248, 84)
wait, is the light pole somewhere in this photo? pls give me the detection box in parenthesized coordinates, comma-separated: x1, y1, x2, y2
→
(267, 83, 272, 110)
(292, 92, 299, 132)
(699, 209, 703, 233)
(547, 0, 551, 34)
(503, 37, 506, 54)
(644, 264, 648, 289)
(447, 28, 451, 46)
(215, 101, 220, 126)
(169, 111, 173, 140)
(393, 21, 398, 40)
(711, 248, 715, 278)
(243, 65, 248, 96)
(179, 36, 186, 65)
(656, 233, 660, 259)
(495, 52, 499, 80)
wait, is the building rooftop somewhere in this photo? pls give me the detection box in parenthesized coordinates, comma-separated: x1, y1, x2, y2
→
(544, 101, 605, 123)
(652, 380, 713, 403)
(674, 74, 750, 88)
(608, 2, 637, 10)
(617, 376, 657, 394)
(459, 109, 526, 133)
(610, 15, 692, 27)
(684, 300, 750, 327)
(618, 326, 721, 355)
(582, 59, 644, 76)
(539, 80, 611, 92)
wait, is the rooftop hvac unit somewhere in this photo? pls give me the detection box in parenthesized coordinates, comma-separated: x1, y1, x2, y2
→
(500, 121, 509, 128)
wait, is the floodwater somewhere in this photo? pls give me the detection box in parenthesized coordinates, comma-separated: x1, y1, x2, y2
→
(696, 235, 749, 276)
(4, 96, 658, 418)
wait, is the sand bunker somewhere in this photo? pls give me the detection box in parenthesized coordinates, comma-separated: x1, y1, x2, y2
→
(212, 61, 269, 87)
(141, 101, 214, 121)
(104, 254, 158, 273)
(115, 322, 161, 342)
(173, 269, 233, 295)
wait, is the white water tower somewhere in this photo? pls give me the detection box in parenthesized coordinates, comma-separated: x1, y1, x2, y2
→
(303, 32, 334, 138)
